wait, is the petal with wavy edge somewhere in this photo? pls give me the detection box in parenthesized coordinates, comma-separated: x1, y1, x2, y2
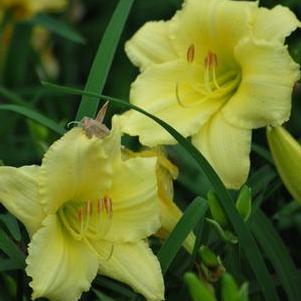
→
(222, 38, 300, 129)
(121, 60, 222, 146)
(102, 156, 160, 242)
(192, 112, 251, 189)
(26, 214, 98, 301)
(0, 165, 45, 237)
(125, 21, 178, 71)
(170, 0, 257, 64)
(94, 240, 164, 301)
(39, 123, 122, 214)
(251, 5, 301, 43)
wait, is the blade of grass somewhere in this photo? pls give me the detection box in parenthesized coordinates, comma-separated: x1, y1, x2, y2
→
(3, 23, 31, 87)
(0, 227, 25, 269)
(0, 86, 29, 107)
(0, 258, 21, 272)
(0, 104, 64, 135)
(94, 276, 136, 299)
(0, 214, 21, 242)
(76, 0, 134, 120)
(93, 289, 116, 301)
(157, 197, 207, 274)
(42, 82, 281, 301)
(250, 209, 301, 301)
(30, 14, 85, 44)
(251, 143, 274, 165)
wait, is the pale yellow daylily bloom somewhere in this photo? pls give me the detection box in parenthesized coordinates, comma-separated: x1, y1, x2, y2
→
(121, 0, 300, 189)
(0, 0, 67, 20)
(267, 126, 301, 205)
(0, 116, 164, 301)
(123, 147, 195, 253)
(32, 27, 60, 79)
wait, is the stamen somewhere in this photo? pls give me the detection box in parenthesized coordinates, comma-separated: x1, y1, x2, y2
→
(84, 202, 91, 231)
(97, 198, 103, 214)
(104, 196, 112, 218)
(78, 207, 84, 234)
(186, 44, 195, 63)
(204, 51, 220, 92)
(175, 82, 188, 108)
(86, 200, 93, 216)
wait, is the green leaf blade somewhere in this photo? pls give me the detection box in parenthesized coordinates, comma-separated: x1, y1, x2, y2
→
(157, 197, 207, 275)
(76, 0, 134, 120)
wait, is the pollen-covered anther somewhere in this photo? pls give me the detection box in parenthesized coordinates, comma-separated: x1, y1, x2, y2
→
(104, 196, 113, 218)
(86, 200, 93, 216)
(204, 51, 218, 69)
(77, 207, 83, 222)
(186, 44, 195, 63)
(204, 51, 220, 92)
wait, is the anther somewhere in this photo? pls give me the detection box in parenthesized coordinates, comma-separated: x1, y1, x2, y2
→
(186, 44, 195, 63)
(104, 196, 112, 218)
(204, 51, 217, 69)
(77, 207, 83, 222)
(86, 201, 93, 216)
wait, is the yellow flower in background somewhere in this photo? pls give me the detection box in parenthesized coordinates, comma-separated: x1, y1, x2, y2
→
(123, 147, 195, 253)
(0, 0, 67, 20)
(267, 126, 301, 205)
(32, 27, 60, 79)
(0, 116, 164, 301)
(121, 0, 300, 189)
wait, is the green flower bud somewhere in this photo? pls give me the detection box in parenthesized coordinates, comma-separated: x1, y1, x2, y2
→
(236, 185, 252, 221)
(267, 126, 301, 204)
(184, 273, 216, 301)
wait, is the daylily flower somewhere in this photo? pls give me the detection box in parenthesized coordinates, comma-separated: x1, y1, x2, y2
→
(32, 27, 60, 79)
(121, 0, 300, 189)
(0, 116, 164, 301)
(267, 126, 301, 205)
(123, 147, 195, 252)
(0, 0, 67, 20)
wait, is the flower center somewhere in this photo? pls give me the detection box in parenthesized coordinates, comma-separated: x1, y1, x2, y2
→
(176, 46, 241, 108)
(58, 196, 113, 240)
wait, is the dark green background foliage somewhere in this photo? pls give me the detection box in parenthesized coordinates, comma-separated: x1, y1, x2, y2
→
(1, 1, 301, 301)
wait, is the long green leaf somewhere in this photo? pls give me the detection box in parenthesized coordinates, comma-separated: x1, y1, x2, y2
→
(0, 104, 64, 135)
(250, 209, 301, 301)
(43, 82, 280, 301)
(93, 289, 116, 301)
(0, 214, 21, 242)
(0, 258, 21, 272)
(0, 227, 25, 269)
(30, 14, 85, 44)
(157, 197, 207, 274)
(76, 0, 134, 120)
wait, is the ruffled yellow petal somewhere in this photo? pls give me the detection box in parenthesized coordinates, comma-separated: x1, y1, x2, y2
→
(251, 5, 301, 43)
(94, 240, 164, 301)
(192, 112, 251, 189)
(0, 165, 45, 237)
(222, 38, 300, 129)
(170, 0, 257, 62)
(102, 156, 160, 242)
(125, 21, 178, 71)
(267, 126, 301, 204)
(39, 127, 113, 214)
(26, 214, 98, 301)
(121, 61, 222, 146)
